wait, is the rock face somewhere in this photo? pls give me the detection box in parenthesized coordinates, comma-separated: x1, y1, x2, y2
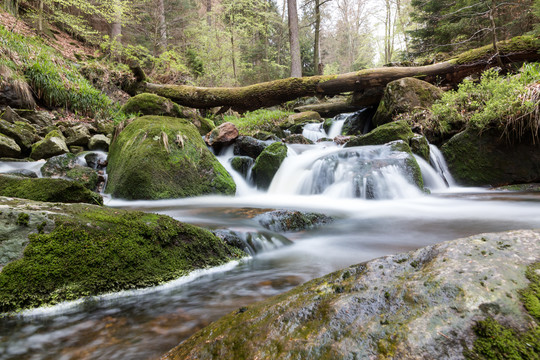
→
(106, 116, 236, 199)
(0, 197, 246, 312)
(164, 229, 540, 360)
(251, 142, 288, 189)
(230, 156, 254, 179)
(442, 128, 540, 186)
(372, 77, 443, 127)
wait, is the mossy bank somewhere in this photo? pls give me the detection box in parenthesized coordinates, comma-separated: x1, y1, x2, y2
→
(0, 197, 246, 313)
(106, 116, 236, 199)
(164, 229, 539, 360)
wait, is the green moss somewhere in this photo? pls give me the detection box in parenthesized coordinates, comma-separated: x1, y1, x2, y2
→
(0, 175, 102, 205)
(223, 109, 292, 137)
(16, 213, 29, 226)
(106, 116, 235, 199)
(344, 120, 414, 147)
(521, 262, 540, 321)
(0, 205, 246, 312)
(251, 142, 288, 189)
(451, 36, 540, 65)
(121, 93, 183, 118)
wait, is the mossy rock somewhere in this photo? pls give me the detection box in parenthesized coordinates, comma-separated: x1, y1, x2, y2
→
(372, 77, 443, 127)
(30, 130, 68, 160)
(251, 142, 288, 189)
(284, 134, 314, 144)
(344, 120, 414, 148)
(106, 116, 236, 199)
(41, 153, 99, 190)
(164, 230, 540, 360)
(341, 108, 376, 136)
(230, 156, 254, 179)
(410, 134, 430, 162)
(441, 128, 540, 186)
(0, 198, 246, 312)
(233, 136, 269, 159)
(0, 119, 37, 153)
(280, 111, 321, 129)
(254, 210, 334, 232)
(192, 117, 215, 136)
(122, 93, 184, 118)
(0, 133, 21, 158)
(0, 175, 102, 205)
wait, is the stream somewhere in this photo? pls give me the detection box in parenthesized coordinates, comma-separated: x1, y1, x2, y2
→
(2, 115, 540, 359)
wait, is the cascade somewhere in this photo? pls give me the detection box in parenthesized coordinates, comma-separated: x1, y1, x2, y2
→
(429, 144, 456, 186)
(214, 229, 292, 256)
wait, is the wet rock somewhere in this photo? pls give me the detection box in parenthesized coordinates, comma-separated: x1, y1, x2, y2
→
(64, 124, 91, 147)
(213, 229, 291, 256)
(341, 107, 376, 136)
(164, 229, 540, 360)
(252, 131, 281, 141)
(233, 136, 269, 159)
(251, 142, 288, 190)
(283, 134, 313, 144)
(41, 153, 99, 190)
(410, 133, 430, 161)
(442, 128, 540, 186)
(106, 116, 235, 199)
(281, 111, 321, 129)
(4, 169, 38, 178)
(230, 156, 254, 179)
(254, 210, 334, 232)
(88, 134, 110, 151)
(204, 122, 239, 149)
(30, 130, 69, 160)
(0, 134, 21, 158)
(345, 120, 414, 147)
(0, 197, 246, 312)
(372, 77, 443, 127)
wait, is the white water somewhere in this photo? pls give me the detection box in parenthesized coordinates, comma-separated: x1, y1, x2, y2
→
(2, 121, 540, 360)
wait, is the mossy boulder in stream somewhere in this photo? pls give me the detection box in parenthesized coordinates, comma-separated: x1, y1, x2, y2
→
(106, 116, 236, 199)
(164, 229, 540, 360)
(30, 130, 69, 160)
(0, 197, 246, 313)
(344, 120, 413, 147)
(122, 93, 184, 118)
(251, 142, 288, 189)
(372, 77, 443, 127)
(0, 175, 102, 205)
(442, 127, 540, 186)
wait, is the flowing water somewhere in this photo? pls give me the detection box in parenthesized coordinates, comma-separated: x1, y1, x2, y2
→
(2, 119, 540, 360)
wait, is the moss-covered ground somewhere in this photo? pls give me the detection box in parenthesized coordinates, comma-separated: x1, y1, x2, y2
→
(0, 204, 245, 313)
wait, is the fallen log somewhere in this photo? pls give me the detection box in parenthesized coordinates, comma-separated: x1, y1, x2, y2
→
(130, 36, 540, 112)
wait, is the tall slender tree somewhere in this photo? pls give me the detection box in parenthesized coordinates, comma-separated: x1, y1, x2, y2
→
(288, 0, 302, 77)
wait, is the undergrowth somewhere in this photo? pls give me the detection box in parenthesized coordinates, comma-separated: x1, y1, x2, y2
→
(0, 25, 114, 117)
(222, 109, 292, 136)
(428, 63, 540, 143)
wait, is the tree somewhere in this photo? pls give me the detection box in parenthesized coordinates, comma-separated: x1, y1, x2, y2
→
(288, 0, 302, 77)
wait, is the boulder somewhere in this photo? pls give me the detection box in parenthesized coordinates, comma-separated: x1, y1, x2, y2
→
(0, 119, 38, 153)
(0, 82, 35, 109)
(341, 107, 376, 136)
(88, 134, 110, 151)
(30, 130, 68, 160)
(106, 116, 236, 199)
(41, 153, 99, 190)
(191, 117, 215, 136)
(344, 120, 414, 148)
(164, 229, 540, 360)
(442, 128, 540, 186)
(1, 106, 28, 124)
(233, 136, 269, 159)
(0, 175, 102, 205)
(410, 133, 430, 162)
(0, 134, 21, 158)
(94, 119, 115, 136)
(204, 122, 239, 149)
(63, 124, 91, 147)
(121, 93, 185, 117)
(372, 77, 443, 127)
(0, 197, 246, 312)
(251, 142, 288, 189)
(283, 134, 314, 144)
(254, 210, 333, 232)
(230, 156, 254, 179)
(14, 109, 55, 129)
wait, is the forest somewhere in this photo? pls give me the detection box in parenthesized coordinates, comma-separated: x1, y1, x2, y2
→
(0, 0, 540, 359)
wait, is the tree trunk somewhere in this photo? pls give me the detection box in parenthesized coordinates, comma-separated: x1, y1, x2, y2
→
(157, 0, 168, 53)
(206, 0, 212, 26)
(288, 0, 302, 77)
(38, 0, 43, 33)
(313, 0, 321, 75)
(111, 0, 122, 57)
(129, 36, 540, 112)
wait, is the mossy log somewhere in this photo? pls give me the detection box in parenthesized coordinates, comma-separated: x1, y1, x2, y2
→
(131, 36, 540, 112)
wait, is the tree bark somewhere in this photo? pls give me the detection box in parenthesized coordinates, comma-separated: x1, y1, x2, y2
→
(129, 36, 540, 112)
(157, 0, 168, 53)
(313, 0, 321, 75)
(288, 0, 302, 77)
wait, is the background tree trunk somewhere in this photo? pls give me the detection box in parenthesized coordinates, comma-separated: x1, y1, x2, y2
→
(313, 0, 321, 75)
(288, 0, 302, 77)
(157, 0, 168, 53)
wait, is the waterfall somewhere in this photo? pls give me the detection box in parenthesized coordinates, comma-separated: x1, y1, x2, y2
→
(302, 123, 326, 142)
(216, 146, 260, 196)
(0, 160, 45, 177)
(301, 110, 368, 142)
(429, 144, 455, 186)
(327, 118, 346, 138)
(214, 229, 291, 256)
(268, 143, 421, 199)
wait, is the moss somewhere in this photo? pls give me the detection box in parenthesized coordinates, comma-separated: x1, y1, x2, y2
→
(121, 93, 184, 118)
(452, 36, 540, 65)
(521, 262, 540, 321)
(410, 134, 430, 162)
(0, 205, 246, 312)
(251, 142, 288, 189)
(106, 116, 236, 199)
(0, 175, 103, 205)
(344, 120, 414, 147)
(16, 213, 29, 226)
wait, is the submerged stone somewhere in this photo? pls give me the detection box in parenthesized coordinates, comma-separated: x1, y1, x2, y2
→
(251, 142, 288, 190)
(0, 197, 246, 312)
(254, 210, 334, 232)
(106, 116, 236, 199)
(164, 229, 540, 360)
(41, 153, 98, 190)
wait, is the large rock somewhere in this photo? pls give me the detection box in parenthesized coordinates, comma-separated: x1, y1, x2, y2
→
(164, 229, 540, 360)
(344, 120, 414, 147)
(251, 142, 288, 189)
(233, 136, 269, 159)
(14, 109, 55, 129)
(230, 156, 254, 179)
(41, 153, 99, 190)
(88, 134, 110, 151)
(0, 197, 246, 312)
(0, 134, 21, 158)
(30, 130, 69, 160)
(0, 175, 102, 205)
(254, 210, 333, 232)
(204, 122, 239, 149)
(106, 116, 236, 199)
(442, 128, 540, 186)
(341, 107, 376, 136)
(372, 77, 443, 127)
(281, 111, 321, 129)
(121, 93, 185, 118)
(0, 119, 38, 153)
(63, 124, 91, 147)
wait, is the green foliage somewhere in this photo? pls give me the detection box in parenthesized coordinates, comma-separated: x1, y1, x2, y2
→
(0, 25, 114, 117)
(430, 64, 540, 142)
(223, 109, 292, 136)
(0, 206, 246, 312)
